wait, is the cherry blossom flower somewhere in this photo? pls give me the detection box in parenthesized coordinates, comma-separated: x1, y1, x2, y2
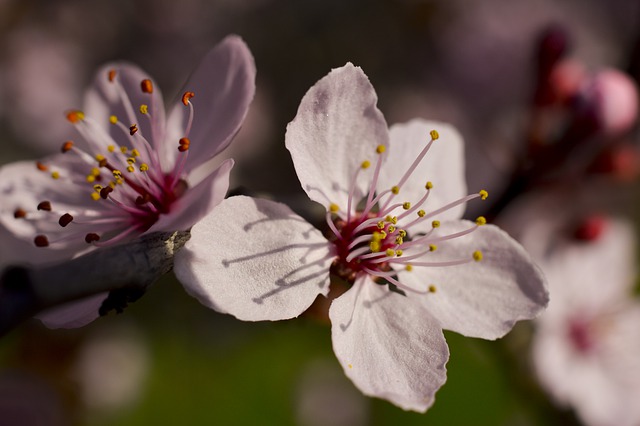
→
(524, 216, 640, 426)
(174, 63, 548, 412)
(0, 35, 256, 327)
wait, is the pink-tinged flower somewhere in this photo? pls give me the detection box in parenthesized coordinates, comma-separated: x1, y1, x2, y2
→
(525, 217, 640, 426)
(174, 64, 548, 412)
(0, 35, 256, 327)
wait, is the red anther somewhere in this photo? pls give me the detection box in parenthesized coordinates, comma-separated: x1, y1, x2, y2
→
(129, 124, 138, 136)
(66, 110, 84, 123)
(178, 137, 190, 152)
(13, 208, 27, 219)
(574, 215, 607, 241)
(108, 69, 117, 82)
(61, 141, 74, 153)
(37, 201, 52, 211)
(141, 79, 153, 94)
(182, 91, 195, 106)
(100, 186, 113, 199)
(34, 235, 49, 247)
(36, 161, 48, 171)
(98, 158, 108, 168)
(85, 233, 100, 244)
(58, 213, 74, 227)
(135, 193, 151, 205)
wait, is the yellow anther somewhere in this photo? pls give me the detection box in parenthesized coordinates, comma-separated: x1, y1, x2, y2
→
(432, 220, 440, 228)
(93, 184, 103, 192)
(387, 225, 396, 233)
(417, 210, 426, 217)
(379, 231, 387, 239)
(403, 202, 411, 210)
(140, 163, 149, 172)
(108, 181, 116, 189)
(391, 185, 400, 194)
(109, 115, 118, 125)
(120, 146, 128, 154)
(130, 149, 140, 158)
(426, 181, 433, 190)
(95, 154, 105, 162)
(139, 104, 148, 114)
(395, 236, 404, 245)
(361, 160, 371, 169)
(127, 157, 136, 164)
(51, 171, 60, 179)
(115, 178, 124, 185)
(127, 165, 135, 173)
(430, 130, 439, 140)
(377, 221, 385, 230)
(473, 250, 483, 262)
(479, 190, 489, 200)
(369, 241, 381, 252)
(329, 203, 340, 213)
(107, 145, 116, 153)
(429, 244, 437, 252)
(428, 284, 437, 293)
(385, 248, 395, 257)
(390, 216, 398, 225)
(376, 145, 386, 154)
(398, 229, 407, 238)
(385, 215, 393, 222)
(91, 167, 100, 176)
(90, 192, 101, 201)
(86, 175, 95, 183)
(405, 264, 413, 272)
(395, 249, 403, 256)
(372, 231, 382, 241)
(475, 216, 487, 226)
(112, 170, 122, 177)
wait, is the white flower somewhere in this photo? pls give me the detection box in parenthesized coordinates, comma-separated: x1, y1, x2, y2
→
(0, 35, 256, 328)
(525, 216, 640, 426)
(174, 63, 548, 412)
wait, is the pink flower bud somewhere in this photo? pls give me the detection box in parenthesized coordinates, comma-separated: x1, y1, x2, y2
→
(590, 69, 638, 136)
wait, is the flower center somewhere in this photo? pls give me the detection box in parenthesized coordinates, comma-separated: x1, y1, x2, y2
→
(326, 130, 488, 295)
(14, 70, 196, 248)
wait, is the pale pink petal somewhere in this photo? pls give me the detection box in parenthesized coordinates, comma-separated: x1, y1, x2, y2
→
(400, 221, 548, 339)
(285, 63, 389, 211)
(145, 159, 233, 234)
(36, 293, 107, 329)
(84, 63, 166, 155)
(377, 119, 467, 231)
(329, 280, 449, 412)
(0, 158, 124, 251)
(174, 196, 333, 320)
(164, 35, 256, 173)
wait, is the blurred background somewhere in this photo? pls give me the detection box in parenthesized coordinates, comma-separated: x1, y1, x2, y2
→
(1, 0, 640, 424)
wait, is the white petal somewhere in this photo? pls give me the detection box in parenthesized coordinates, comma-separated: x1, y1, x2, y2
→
(36, 293, 106, 329)
(400, 221, 548, 339)
(329, 279, 449, 412)
(378, 119, 467, 230)
(285, 63, 389, 212)
(174, 196, 333, 321)
(145, 159, 233, 234)
(164, 35, 256, 173)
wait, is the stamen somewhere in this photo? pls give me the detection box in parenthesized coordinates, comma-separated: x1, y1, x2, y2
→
(178, 137, 190, 152)
(85, 233, 100, 244)
(36, 161, 48, 172)
(66, 110, 85, 124)
(34, 235, 49, 247)
(37, 201, 52, 211)
(61, 141, 74, 153)
(182, 91, 195, 106)
(108, 69, 117, 82)
(13, 208, 27, 219)
(58, 213, 74, 227)
(129, 124, 138, 136)
(141, 79, 153, 94)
